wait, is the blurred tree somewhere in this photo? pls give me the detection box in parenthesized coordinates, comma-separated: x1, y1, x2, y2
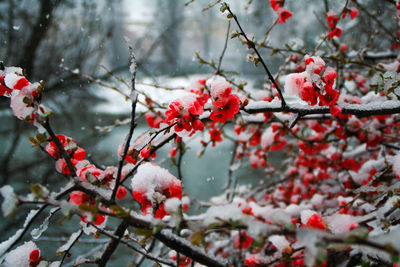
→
(155, 0, 183, 75)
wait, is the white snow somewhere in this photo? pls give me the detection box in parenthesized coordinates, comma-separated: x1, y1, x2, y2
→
(0, 185, 18, 217)
(131, 163, 181, 203)
(393, 154, 400, 178)
(2, 241, 38, 267)
(56, 230, 81, 254)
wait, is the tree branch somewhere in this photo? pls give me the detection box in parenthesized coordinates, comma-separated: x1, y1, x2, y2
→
(111, 47, 138, 201)
(244, 100, 400, 117)
(225, 3, 287, 108)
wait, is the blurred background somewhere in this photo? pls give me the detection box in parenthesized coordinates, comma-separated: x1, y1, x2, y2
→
(0, 0, 396, 265)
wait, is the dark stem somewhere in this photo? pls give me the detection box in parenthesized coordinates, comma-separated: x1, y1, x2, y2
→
(59, 230, 83, 266)
(17, 0, 56, 78)
(225, 4, 287, 108)
(216, 20, 231, 74)
(98, 220, 129, 267)
(111, 47, 138, 201)
(42, 119, 75, 177)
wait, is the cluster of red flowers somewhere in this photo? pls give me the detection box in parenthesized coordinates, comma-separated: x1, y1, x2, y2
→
(131, 163, 182, 219)
(326, 7, 358, 39)
(0, 67, 42, 121)
(286, 55, 341, 116)
(209, 80, 241, 123)
(69, 191, 106, 226)
(45, 134, 86, 175)
(269, 0, 292, 24)
(1, 73, 21, 96)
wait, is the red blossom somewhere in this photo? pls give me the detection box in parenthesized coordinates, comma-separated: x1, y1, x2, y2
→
(307, 214, 327, 230)
(348, 7, 359, 19)
(209, 126, 223, 144)
(234, 231, 253, 249)
(326, 10, 339, 28)
(328, 27, 342, 38)
(277, 8, 292, 24)
(145, 112, 163, 128)
(169, 251, 191, 267)
(116, 186, 127, 199)
(270, 0, 282, 11)
(0, 76, 12, 96)
(45, 134, 77, 159)
(210, 94, 241, 123)
(29, 249, 40, 267)
(245, 254, 263, 266)
(13, 77, 29, 90)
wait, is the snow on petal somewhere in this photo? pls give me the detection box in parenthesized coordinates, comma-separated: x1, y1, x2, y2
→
(2, 241, 39, 267)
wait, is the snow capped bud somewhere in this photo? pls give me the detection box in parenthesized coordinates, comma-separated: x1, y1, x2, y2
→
(348, 7, 359, 19)
(210, 80, 232, 108)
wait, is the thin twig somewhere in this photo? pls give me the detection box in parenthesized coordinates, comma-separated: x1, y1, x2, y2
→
(225, 3, 287, 108)
(59, 230, 83, 266)
(217, 20, 231, 74)
(111, 47, 138, 201)
(41, 119, 75, 178)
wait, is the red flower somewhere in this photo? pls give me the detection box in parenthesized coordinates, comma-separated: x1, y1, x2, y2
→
(277, 8, 292, 24)
(307, 214, 327, 230)
(45, 134, 77, 159)
(145, 112, 163, 128)
(29, 249, 40, 267)
(299, 83, 319, 105)
(0, 76, 12, 96)
(116, 186, 127, 199)
(329, 105, 342, 117)
(209, 126, 223, 144)
(169, 251, 191, 267)
(234, 231, 253, 249)
(270, 0, 282, 11)
(169, 147, 178, 157)
(81, 213, 106, 225)
(348, 7, 359, 19)
(319, 88, 339, 106)
(242, 206, 254, 216)
(326, 10, 339, 28)
(328, 27, 342, 38)
(73, 147, 86, 161)
(165, 95, 205, 134)
(13, 77, 29, 90)
(245, 254, 263, 266)
(210, 94, 241, 123)
(140, 147, 155, 159)
(69, 191, 92, 205)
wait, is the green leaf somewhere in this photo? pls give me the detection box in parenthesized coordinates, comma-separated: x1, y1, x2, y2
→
(109, 205, 129, 217)
(152, 225, 162, 234)
(189, 231, 204, 246)
(220, 3, 228, 12)
(36, 133, 47, 144)
(22, 97, 33, 105)
(29, 137, 41, 147)
(135, 228, 152, 237)
(78, 204, 97, 213)
(231, 32, 240, 39)
(30, 184, 49, 199)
